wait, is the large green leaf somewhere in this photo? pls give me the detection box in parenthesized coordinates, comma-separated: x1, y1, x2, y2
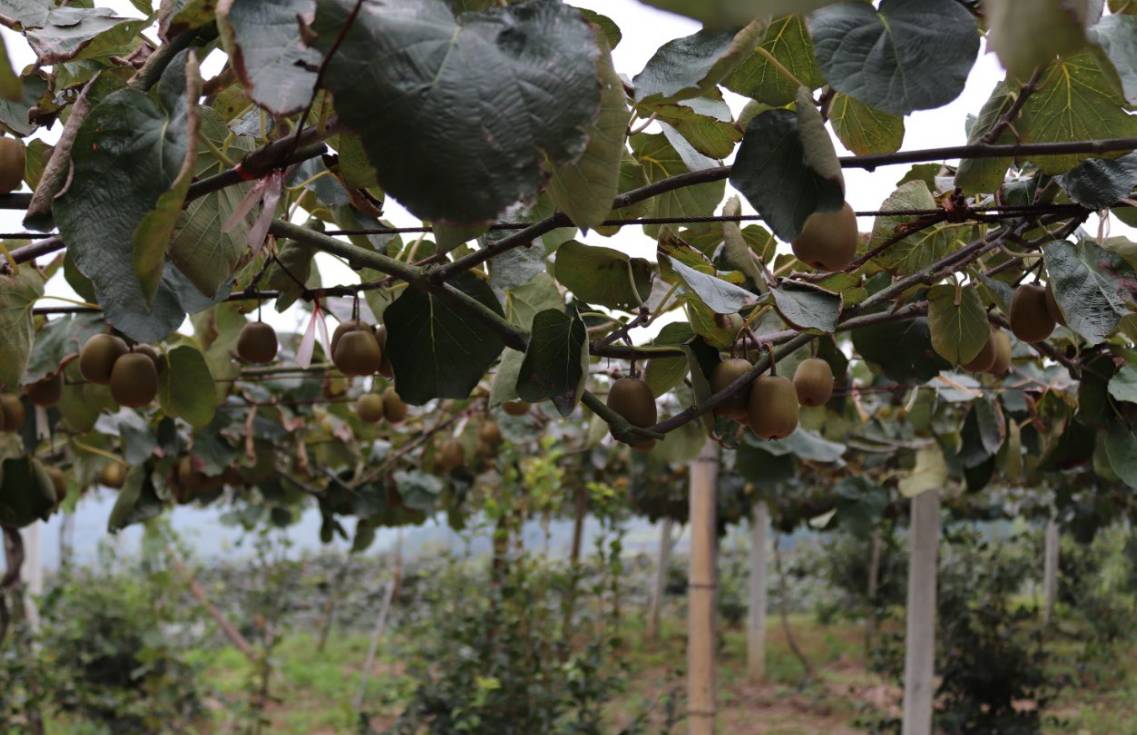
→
(1104, 424, 1137, 491)
(828, 93, 903, 156)
(489, 347, 525, 406)
(554, 240, 653, 311)
(312, 0, 601, 224)
(159, 0, 216, 39)
(0, 0, 52, 28)
(651, 97, 742, 160)
(1108, 363, 1137, 404)
(638, 0, 840, 28)
(852, 315, 951, 383)
(769, 281, 841, 332)
(955, 81, 1016, 194)
(385, 273, 507, 405)
(159, 343, 217, 428)
(26, 7, 146, 64)
(724, 15, 823, 105)
(1058, 152, 1137, 209)
(630, 131, 726, 224)
(809, 0, 980, 115)
(986, 0, 1090, 81)
(927, 284, 988, 365)
(517, 307, 588, 416)
(0, 457, 56, 528)
(0, 266, 43, 392)
(218, 0, 319, 116)
(898, 444, 947, 498)
(633, 23, 762, 103)
(868, 181, 980, 275)
(1043, 239, 1134, 345)
(23, 313, 103, 385)
(1090, 14, 1137, 105)
(107, 466, 162, 532)
(505, 271, 563, 330)
(666, 256, 756, 315)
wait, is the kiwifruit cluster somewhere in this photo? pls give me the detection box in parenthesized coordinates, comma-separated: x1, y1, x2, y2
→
(0, 394, 25, 433)
(332, 320, 384, 377)
(964, 326, 1013, 376)
(353, 386, 407, 424)
(79, 334, 161, 408)
(1009, 284, 1056, 343)
(382, 387, 406, 422)
(237, 321, 278, 364)
(26, 373, 62, 407)
(606, 377, 657, 451)
(709, 357, 804, 439)
(356, 393, 384, 423)
(792, 202, 858, 272)
(0, 137, 25, 194)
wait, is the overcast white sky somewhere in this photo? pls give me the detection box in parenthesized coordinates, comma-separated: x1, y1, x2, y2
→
(1, 0, 1123, 339)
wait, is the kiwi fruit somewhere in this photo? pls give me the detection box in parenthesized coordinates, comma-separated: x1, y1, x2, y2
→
(382, 387, 407, 423)
(1044, 285, 1066, 327)
(963, 328, 997, 373)
(134, 344, 163, 370)
(0, 394, 25, 432)
(503, 400, 530, 416)
(479, 420, 503, 447)
(26, 373, 62, 407)
(237, 321, 278, 364)
(748, 375, 800, 440)
(0, 138, 25, 194)
(606, 377, 657, 450)
(100, 462, 126, 489)
(177, 456, 208, 494)
(79, 333, 129, 385)
(792, 202, 858, 272)
(356, 393, 384, 423)
(333, 329, 383, 376)
(110, 352, 159, 408)
(793, 358, 835, 408)
(436, 439, 465, 472)
(375, 325, 394, 378)
(47, 467, 66, 501)
(331, 320, 364, 355)
(1009, 284, 1056, 343)
(711, 358, 753, 422)
(989, 329, 1013, 377)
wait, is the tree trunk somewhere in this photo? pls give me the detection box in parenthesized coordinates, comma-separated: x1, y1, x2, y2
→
(865, 528, 883, 654)
(646, 518, 674, 642)
(747, 502, 769, 682)
(688, 441, 718, 735)
(1043, 518, 1059, 625)
(902, 489, 940, 735)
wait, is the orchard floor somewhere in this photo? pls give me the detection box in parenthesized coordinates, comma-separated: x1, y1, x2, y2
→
(170, 612, 1137, 735)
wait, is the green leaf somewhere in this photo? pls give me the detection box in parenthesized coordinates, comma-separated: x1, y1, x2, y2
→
(171, 183, 255, 300)
(986, 0, 1090, 81)
(312, 0, 601, 224)
(554, 240, 653, 311)
(517, 307, 588, 416)
(218, 0, 319, 116)
(899, 444, 947, 498)
(393, 470, 443, 513)
(0, 37, 19, 102)
(631, 131, 726, 225)
(730, 93, 844, 241)
(759, 428, 846, 463)
(547, 39, 630, 230)
(809, 0, 980, 115)
(23, 313, 103, 385)
(0, 457, 56, 528)
(107, 466, 162, 532)
(26, 8, 146, 64)
(666, 255, 756, 315)
(1043, 238, 1135, 345)
(385, 272, 507, 405)
(0, 72, 46, 136)
(1104, 424, 1137, 491)
(0, 265, 44, 391)
(489, 347, 525, 407)
(868, 181, 980, 275)
(650, 97, 742, 160)
(577, 9, 621, 48)
(0, 1, 52, 28)
(927, 284, 989, 365)
(644, 322, 693, 398)
(505, 272, 564, 330)
(639, 0, 840, 28)
(1058, 152, 1137, 209)
(828, 93, 904, 156)
(159, 343, 217, 429)
(160, 0, 217, 39)
(852, 315, 951, 383)
(1090, 14, 1137, 105)
(769, 281, 841, 332)
(1108, 363, 1137, 403)
(724, 15, 823, 105)
(633, 23, 762, 103)
(956, 81, 1016, 194)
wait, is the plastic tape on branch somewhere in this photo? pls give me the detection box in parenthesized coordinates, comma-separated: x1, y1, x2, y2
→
(223, 169, 285, 253)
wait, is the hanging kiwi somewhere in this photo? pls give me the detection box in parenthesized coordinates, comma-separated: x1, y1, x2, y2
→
(0, 394, 25, 432)
(237, 321, 278, 364)
(1044, 284, 1066, 327)
(503, 400, 530, 416)
(479, 420, 503, 447)
(963, 327, 997, 373)
(79, 333, 129, 385)
(382, 387, 407, 423)
(793, 358, 835, 408)
(333, 328, 383, 376)
(26, 373, 63, 407)
(100, 462, 126, 489)
(988, 329, 1013, 377)
(331, 320, 363, 355)
(133, 344, 163, 370)
(606, 377, 658, 451)
(436, 439, 465, 472)
(710, 358, 753, 422)
(0, 137, 25, 194)
(749, 375, 800, 440)
(356, 393, 384, 423)
(110, 352, 159, 408)
(792, 202, 858, 272)
(1009, 284, 1055, 343)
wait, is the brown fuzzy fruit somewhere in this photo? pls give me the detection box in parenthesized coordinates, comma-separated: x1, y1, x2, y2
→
(748, 375, 800, 440)
(79, 334, 129, 385)
(133, 344, 163, 371)
(1009, 284, 1056, 343)
(110, 353, 159, 408)
(479, 420, 503, 447)
(503, 400, 530, 416)
(356, 393, 384, 423)
(333, 329, 383, 376)
(988, 329, 1013, 377)
(607, 377, 658, 450)
(177, 456, 208, 494)
(1044, 285, 1066, 327)
(382, 387, 407, 423)
(26, 373, 62, 407)
(436, 440, 465, 472)
(792, 202, 858, 272)
(711, 358, 753, 422)
(100, 462, 126, 489)
(793, 358, 835, 408)
(237, 321, 278, 364)
(963, 328, 997, 373)
(331, 320, 364, 355)
(0, 138, 25, 194)
(0, 394, 25, 432)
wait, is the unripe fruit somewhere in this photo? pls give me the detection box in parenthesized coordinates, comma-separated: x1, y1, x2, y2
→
(606, 377, 657, 451)
(109, 353, 159, 408)
(333, 329, 383, 376)
(480, 420, 503, 447)
(331, 320, 364, 355)
(503, 400, 530, 416)
(711, 358, 753, 422)
(100, 462, 126, 489)
(989, 329, 1013, 377)
(792, 202, 858, 272)
(1044, 285, 1066, 327)
(748, 375, 799, 440)
(436, 439, 465, 472)
(79, 334, 128, 385)
(0, 394, 25, 432)
(26, 373, 62, 407)
(963, 328, 997, 373)
(1009, 284, 1056, 343)
(793, 358, 835, 408)
(237, 321, 278, 364)
(0, 138, 25, 194)
(356, 393, 384, 423)
(382, 387, 407, 423)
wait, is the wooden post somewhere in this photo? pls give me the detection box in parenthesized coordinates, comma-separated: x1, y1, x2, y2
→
(688, 440, 718, 735)
(866, 528, 883, 653)
(902, 489, 940, 735)
(19, 523, 41, 631)
(747, 501, 769, 681)
(1043, 518, 1059, 624)
(646, 518, 674, 641)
